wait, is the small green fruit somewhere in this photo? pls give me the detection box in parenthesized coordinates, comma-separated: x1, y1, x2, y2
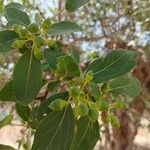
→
(78, 103, 89, 116)
(11, 40, 26, 49)
(28, 23, 39, 33)
(85, 71, 93, 83)
(113, 101, 126, 109)
(34, 36, 44, 47)
(34, 47, 44, 60)
(101, 83, 110, 93)
(110, 115, 120, 128)
(49, 99, 68, 111)
(73, 77, 84, 86)
(13, 25, 22, 33)
(19, 28, 28, 39)
(96, 99, 109, 111)
(69, 86, 80, 98)
(47, 40, 62, 50)
(42, 18, 51, 30)
(88, 108, 99, 121)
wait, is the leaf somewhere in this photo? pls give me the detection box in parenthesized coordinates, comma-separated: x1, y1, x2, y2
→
(15, 103, 30, 122)
(65, 0, 89, 12)
(87, 50, 137, 82)
(4, 2, 24, 11)
(48, 21, 81, 35)
(0, 114, 13, 129)
(0, 80, 16, 101)
(4, 7, 30, 27)
(47, 80, 60, 92)
(0, 30, 19, 52)
(70, 117, 99, 150)
(13, 50, 42, 104)
(109, 75, 141, 98)
(44, 49, 62, 70)
(68, 47, 80, 64)
(32, 106, 74, 150)
(36, 92, 68, 121)
(56, 55, 80, 80)
(0, 145, 16, 150)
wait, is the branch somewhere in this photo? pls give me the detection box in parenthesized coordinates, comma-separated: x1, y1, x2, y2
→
(71, 35, 107, 44)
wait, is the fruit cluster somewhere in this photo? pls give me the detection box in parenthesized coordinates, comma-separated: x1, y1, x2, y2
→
(49, 70, 126, 127)
(11, 19, 61, 60)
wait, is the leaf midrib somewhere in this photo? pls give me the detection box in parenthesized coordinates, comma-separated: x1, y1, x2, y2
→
(94, 52, 133, 76)
(24, 51, 33, 98)
(46, 107, 68, 149)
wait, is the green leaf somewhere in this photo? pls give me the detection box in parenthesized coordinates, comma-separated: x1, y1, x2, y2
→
(36, 92, 68, 121)
(28, 107, 39, 129)
(65, 0, 89, 12)
(56, 55, 80, 80)
(0, 145, 16, 150)
(32, 106, 74, 150)
(15, 103, 30, 122)
(13, 50, 42, 104)
(48, 21, 81, 35)
(4, 2, 24, 11)
(0, 80, 16, 101)
(110, 75, 141, 98)
(68, 47, 80, 64)
(47, 80, 60, 92)
(0, 30, 19, 52)
(87, 50, 137, 82)
(44, 49, 62, 70)
(4, 7, 30, 27)
(70, 117, 99, 150)
(0, 114, 13, 129)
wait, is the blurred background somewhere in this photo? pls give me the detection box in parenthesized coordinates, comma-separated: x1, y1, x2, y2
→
(0, 0, 150, 150)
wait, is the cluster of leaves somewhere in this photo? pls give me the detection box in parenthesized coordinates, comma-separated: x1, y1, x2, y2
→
(0, 1, 141, 150)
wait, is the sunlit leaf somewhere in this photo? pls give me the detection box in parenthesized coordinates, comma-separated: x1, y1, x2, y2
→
(87, 50, 137, 82)
(110, 75, 141, 98)
(13, 50, 42, 104)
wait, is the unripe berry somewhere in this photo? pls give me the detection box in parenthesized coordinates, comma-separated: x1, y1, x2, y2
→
(34, 46, 44, 60)
(28, 23, 39, 33)
(113, 101, 126, 109)
(78, 103, 89, 116)
(42, 18, 51, 30)
(110, 115, 120, 128)
(85, 71, 93, 83)
(101, 83, 110, 93)
(19, 28, 28, 39)
(13, 25, 22, 33)
(49, 99, 68, 111)
(11, 40, 26, 49)
(34, 36, 44, 47)
(96, 99, 109, 111)
(69, 86, 80, 98)
(47, 40, 62, 50)
(88, 108, 99, 121)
